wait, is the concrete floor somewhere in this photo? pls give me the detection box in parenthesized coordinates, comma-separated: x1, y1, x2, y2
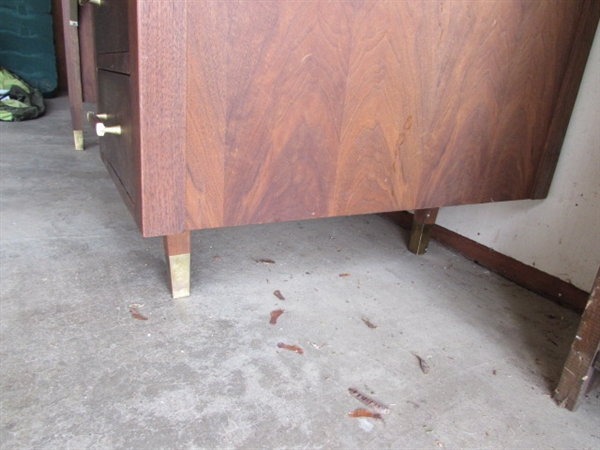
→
(1, 96, 599, 449)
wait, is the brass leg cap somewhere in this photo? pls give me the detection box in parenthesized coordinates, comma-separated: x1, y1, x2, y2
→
(74, 130, 84, 151)
(168, 253, 191, 298)
(408, 223, 434, 255)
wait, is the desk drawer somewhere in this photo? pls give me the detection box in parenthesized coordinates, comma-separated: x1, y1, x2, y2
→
(97, 70, 137, 208)
(92, 0, 129, 55)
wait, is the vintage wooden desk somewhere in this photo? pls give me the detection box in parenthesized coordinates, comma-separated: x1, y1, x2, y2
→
(82, 0, 598, 297)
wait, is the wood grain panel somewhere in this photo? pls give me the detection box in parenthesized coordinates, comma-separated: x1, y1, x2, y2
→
(185, 2, 227, 229)
(533, 0, 600, 198)
(333, 2, 420, 215)
(133, 0, 187, 237)
(223, 1, 350, 225)
(335, 1, 582, 213)
(412, 1, 582, 208)
(184, 0, 594, 231)
(186, 1, 352, 228)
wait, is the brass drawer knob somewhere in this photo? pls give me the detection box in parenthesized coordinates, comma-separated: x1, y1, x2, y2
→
(87, 112, 108, 122)
(95, 123, 122, 137)
(87, 111, 122, 137)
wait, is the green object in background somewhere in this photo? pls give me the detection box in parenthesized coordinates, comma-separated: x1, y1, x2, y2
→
(0, 0, 58, 97)
(0, 67, 45, 121)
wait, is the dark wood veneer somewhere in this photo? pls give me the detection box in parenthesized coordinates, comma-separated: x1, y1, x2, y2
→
(532, 0, 600, 198)
(90, 0, 598, 296)
(183, 1, 596, 232)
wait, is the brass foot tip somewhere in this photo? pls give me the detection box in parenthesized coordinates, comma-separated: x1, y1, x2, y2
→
(74, 130, 84, 151)
(168, 253, 191, 298)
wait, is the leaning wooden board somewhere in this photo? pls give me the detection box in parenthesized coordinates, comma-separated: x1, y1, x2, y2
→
(89, 0, 599, 297)
(555, 268, 600, 411)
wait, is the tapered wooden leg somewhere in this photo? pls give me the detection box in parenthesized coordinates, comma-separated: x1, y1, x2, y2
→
(164, 231, 191, 298)
(61, 0, 84, 150)
(408, 208, 439, 255)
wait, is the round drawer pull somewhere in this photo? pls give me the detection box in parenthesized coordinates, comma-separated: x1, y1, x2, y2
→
(87, 111, 122, 137)
(95, 123, 122, 137)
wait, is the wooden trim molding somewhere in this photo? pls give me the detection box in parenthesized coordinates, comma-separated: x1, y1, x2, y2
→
(385, 211, 590, 314)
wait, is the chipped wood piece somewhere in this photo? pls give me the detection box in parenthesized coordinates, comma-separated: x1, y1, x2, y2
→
(348, 409, 383, 420)
(129, 307, 148, 321)
(269, 309, 284, 325)
(256, 258, 276, 264)
(348, 388, 390, 414)
(339, 273, 351, 277)
(362, 318, 378, 329)
(277, 342, 304, 354)
(413, 353, 430, 374)
(273, 290, 285, 300)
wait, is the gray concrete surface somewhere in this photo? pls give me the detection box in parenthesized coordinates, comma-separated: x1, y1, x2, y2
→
(1, 96, 599, 449)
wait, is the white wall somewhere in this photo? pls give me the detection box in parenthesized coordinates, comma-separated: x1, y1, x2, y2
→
(437, 28, 600, 293)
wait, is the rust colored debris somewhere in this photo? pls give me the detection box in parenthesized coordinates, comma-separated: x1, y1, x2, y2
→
(129, 307, 148, 321)
(413, 353, 430, 374)
(256, 258, 276, 264)
(270, 309, 284, 325)
(273, 290, 285, 300)
(348, 388, 390, 414)
(362, 318, 378, 329)
(339, 273, 351, 277)
(348, 409, 383, 420)
(277, 342, 304, 354)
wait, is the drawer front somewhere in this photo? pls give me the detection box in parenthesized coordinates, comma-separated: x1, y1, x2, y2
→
(97, 70, 137, 206)
(93, 0, 129, 55)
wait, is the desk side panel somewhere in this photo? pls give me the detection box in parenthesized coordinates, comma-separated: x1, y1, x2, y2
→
(185, 1, 589, 230)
